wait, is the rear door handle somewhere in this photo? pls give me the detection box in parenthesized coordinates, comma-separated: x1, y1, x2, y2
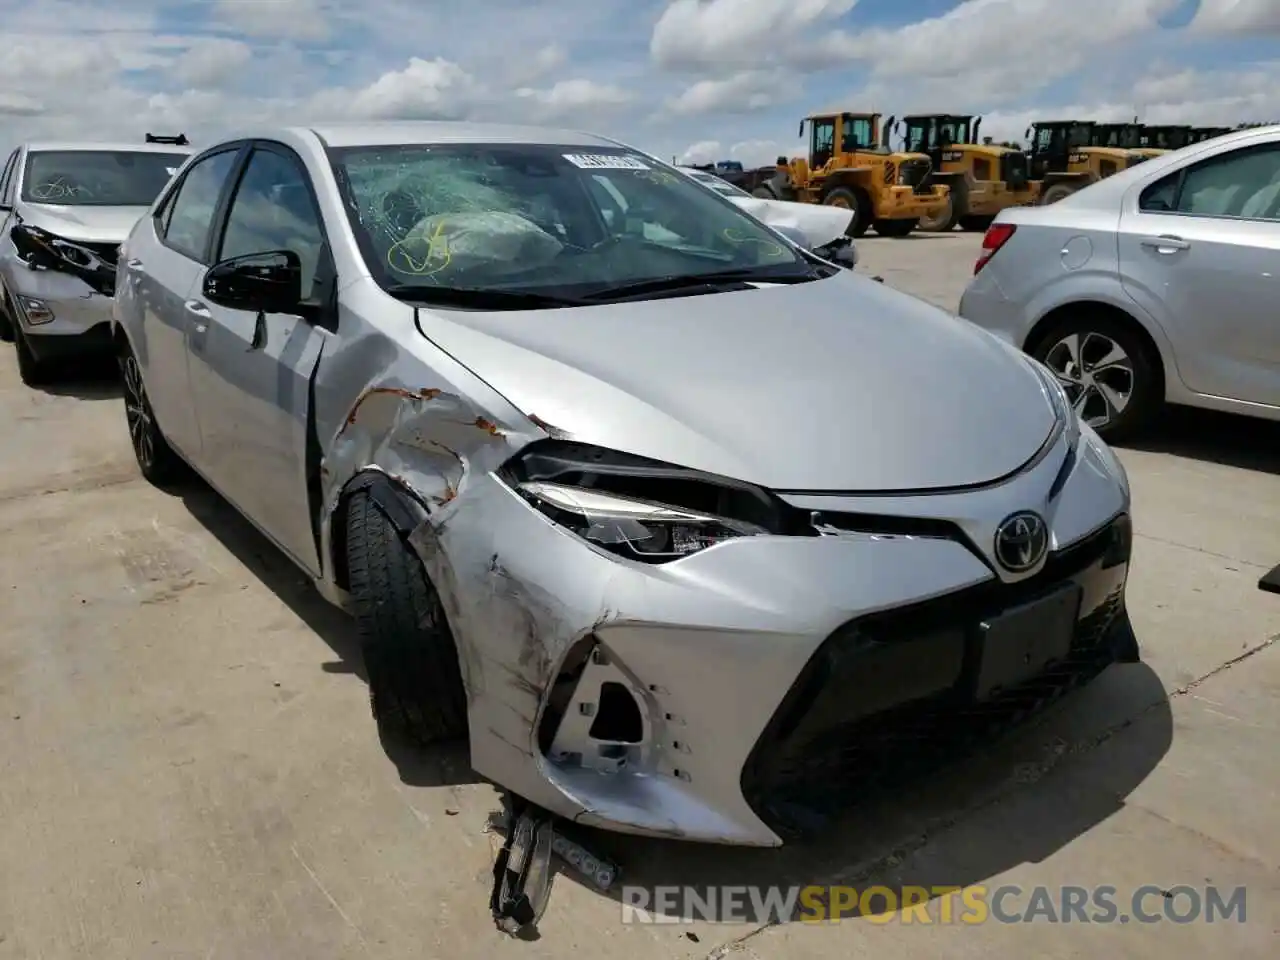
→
(1139, 235, 1190, 254)
(125, 258, 144, 270)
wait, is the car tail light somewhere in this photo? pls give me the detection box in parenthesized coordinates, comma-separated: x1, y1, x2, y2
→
(975, 223, 1016, 274)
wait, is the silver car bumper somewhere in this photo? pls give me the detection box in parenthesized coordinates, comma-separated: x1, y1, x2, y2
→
(6, 261, 114, 339)
(409, 427, 1133, 847)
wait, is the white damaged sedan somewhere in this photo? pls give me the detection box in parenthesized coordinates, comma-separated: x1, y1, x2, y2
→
(679, 164, 858, 265)
(112, 122, 1138, 847)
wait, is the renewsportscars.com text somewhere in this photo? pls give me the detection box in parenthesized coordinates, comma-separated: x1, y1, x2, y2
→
(620, 884, 1248, 925)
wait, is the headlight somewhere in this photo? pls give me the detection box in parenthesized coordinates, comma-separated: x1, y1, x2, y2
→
(517, 481, 766, 561)
(10, 222, 116, 296)
(501, 440, 786, 563)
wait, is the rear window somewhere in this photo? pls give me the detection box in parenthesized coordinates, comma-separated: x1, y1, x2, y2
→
(22, 150, 188, 206)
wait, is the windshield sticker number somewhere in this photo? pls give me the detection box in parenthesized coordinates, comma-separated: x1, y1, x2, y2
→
(563, 153, 649, 170)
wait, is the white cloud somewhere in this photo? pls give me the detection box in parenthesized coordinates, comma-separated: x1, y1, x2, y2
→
(1189, 0, 1280, 34)
(677, 136, 797, 167)
(515, 79, 633, 122)
(308, 57, 482, 121)
(173, 38, 253, 87)
(665, 69, 796, 116)
(652, 0, 858, 70)
(212, 0, 334, 42)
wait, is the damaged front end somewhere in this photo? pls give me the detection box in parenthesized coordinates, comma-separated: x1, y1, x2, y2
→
(10, 221, 118, 298)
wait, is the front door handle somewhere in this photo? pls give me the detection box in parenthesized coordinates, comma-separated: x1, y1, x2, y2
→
(185, 300, 211, 347)
(125, 258, 144, 271)
(1139, 235, 1190, 254)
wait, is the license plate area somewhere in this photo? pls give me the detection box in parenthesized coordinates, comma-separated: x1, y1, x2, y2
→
(974, 585, 1081, 700)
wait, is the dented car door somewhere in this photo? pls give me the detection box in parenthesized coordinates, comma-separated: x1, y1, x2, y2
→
(185, 144, 333, 575)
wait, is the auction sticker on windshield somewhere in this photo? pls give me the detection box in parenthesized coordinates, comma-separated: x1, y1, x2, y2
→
(563, 154, 649, 170)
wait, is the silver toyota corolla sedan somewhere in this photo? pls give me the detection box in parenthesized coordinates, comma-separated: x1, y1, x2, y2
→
(0, 138, 193, 383)
(111, 122, 1137, 846)
(960, 123, 1280, 441)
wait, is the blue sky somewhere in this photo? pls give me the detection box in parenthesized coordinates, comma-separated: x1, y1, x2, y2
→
(1, 0, 1278, 163)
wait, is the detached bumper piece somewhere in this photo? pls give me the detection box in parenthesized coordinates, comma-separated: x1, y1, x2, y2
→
(488, 798, 620, 938)
(741, 516, 1133, 839)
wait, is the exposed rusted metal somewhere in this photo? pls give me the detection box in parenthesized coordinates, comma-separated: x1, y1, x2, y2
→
(344, 386, 444, 425)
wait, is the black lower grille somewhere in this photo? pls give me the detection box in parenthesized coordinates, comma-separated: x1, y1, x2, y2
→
(741, 516, 1132, 837)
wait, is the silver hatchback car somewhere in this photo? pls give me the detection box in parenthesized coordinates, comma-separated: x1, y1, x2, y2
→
(0, 138, 192, 383)
(960, 124, 1280, 440)
(112, 123, 1136, 846)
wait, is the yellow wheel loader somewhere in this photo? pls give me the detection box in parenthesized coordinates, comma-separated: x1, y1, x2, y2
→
(895, 114, 1038, 232)
(752, 112, 951, 238)
(1026, 121, 1144, 205)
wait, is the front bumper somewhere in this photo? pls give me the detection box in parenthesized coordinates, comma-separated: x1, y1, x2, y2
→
(6, 261, 115, 343)
(882, 184, 950, 219)
(412, 425, 1132, 847)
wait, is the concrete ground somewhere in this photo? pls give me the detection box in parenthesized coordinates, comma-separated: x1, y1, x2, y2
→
(1, 232, 1277, 958)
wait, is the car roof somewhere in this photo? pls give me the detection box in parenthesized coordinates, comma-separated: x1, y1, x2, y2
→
(24, 141, 194, 154)
(260, 121, 624, 150)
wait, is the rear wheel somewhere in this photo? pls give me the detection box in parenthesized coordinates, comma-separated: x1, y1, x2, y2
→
(959, 214, 995, 232)
(873, 217, 917, 238)
(1028, 313, 1162, 441)
(345, 489, 468, 746)
(1040, 182, 1079, 205)
(119, 342, 186, 485)
(822, 186, 870, 238)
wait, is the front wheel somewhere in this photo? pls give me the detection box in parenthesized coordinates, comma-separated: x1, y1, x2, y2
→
(1029, 314, 1161, 441)
(345, 490, 468, 746)
(119, 343, 186, 485)
(14, 328, 52, 386)
(919, 196, 958, 232)
(0, 286, 14, 343)
(822, 186, 870, 238)
(873, 218, 917, 238)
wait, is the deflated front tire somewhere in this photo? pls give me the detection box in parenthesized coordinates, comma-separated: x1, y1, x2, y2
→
(344, 489, 469, 745)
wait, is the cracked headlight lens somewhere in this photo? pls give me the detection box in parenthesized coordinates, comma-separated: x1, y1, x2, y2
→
(517, 481, 766, 562)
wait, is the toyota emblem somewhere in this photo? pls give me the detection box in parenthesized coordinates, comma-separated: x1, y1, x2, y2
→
(993, 511, 1049, 573)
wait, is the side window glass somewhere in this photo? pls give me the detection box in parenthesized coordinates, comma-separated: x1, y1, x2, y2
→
(1139, 172, 1179, 212)
(0, 150, 18, 203)
(218, 148, 326, 299)
(164, 150, 240, 261)
(1177, 144, 1280, 220)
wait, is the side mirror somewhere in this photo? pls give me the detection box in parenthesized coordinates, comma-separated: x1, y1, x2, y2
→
(203, 250, 303, 313)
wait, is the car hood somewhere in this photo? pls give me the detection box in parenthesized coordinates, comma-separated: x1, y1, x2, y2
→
(413, 273, 1058, 491)
(729, 196, 853, 248)
(19, 204, 148, 243)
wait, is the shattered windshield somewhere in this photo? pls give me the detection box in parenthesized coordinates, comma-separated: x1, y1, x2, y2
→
(22, 151, 188, 206)
(328, 143, 808, 297)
